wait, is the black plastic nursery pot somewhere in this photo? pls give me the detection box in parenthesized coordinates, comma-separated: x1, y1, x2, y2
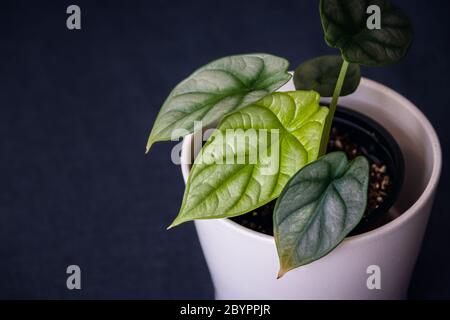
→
(231, 106, 405, 236)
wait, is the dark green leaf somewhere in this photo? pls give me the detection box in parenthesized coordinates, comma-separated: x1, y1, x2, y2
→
(146, 54, 291, 152)
(294, 55, 361, 97)
(274, 152, 369, 277)
(169, 91, 329, 228)
(320, 0, 414, 66)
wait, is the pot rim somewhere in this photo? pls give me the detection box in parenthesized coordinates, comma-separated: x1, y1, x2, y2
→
(180, 77, 442, 245)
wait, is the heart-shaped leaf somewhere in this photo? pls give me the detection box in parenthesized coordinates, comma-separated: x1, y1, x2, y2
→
(320, 0, 414, 66)
(146, 54, 291, 152)
(294, 55, 361, 97)
(169, 91, 329, 227)
(274, 152, 369, 277)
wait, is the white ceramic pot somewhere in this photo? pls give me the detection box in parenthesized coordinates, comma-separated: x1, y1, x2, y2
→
(180, 77, 442, 300)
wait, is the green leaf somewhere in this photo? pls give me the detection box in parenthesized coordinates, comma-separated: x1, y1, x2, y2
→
(320, 0, 414, 66)
(274, 152, 369, 277)
(294, 55, 361, 97)
(146, 54, 291, 152)
(169, 91, 329, 228)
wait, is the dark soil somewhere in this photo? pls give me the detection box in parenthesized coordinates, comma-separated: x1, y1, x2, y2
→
(231, 126, 393, 236)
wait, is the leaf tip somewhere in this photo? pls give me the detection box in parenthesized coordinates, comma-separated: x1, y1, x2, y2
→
(166, 222, 177, 230)
(277, 268, 288, 279)
(145, 137, 154, 154)
(166, 223, 176, 230)
(167, 215, 185, 230)
(167, 220, 178, 230)
(276, 260, 290, 279)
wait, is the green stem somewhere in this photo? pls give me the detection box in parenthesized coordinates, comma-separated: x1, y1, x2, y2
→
(319, 60, 349, 156)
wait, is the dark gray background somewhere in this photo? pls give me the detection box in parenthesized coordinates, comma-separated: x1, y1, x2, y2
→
(0, 0, 448, 299)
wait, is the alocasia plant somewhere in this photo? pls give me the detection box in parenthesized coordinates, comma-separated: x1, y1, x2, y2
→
(169, 91, 328, 228)
(146, 54, 291, 152)
(146, 0, 413, 277)
(274, 152, 369, 277)
(313, 0, 413, 155)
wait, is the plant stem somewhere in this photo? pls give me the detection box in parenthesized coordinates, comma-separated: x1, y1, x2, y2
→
(319, 60, 350, 156)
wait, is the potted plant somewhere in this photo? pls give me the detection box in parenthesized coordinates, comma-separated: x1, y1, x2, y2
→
(146, 0, 442, 299)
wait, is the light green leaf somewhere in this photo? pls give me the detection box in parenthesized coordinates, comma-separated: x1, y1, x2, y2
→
(146, 54, 291, 152)
(274, 152, 369, 278)
(169, 91, 329, 227)
(294, 55, 361, 97)
(320, 0, 414, 66)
